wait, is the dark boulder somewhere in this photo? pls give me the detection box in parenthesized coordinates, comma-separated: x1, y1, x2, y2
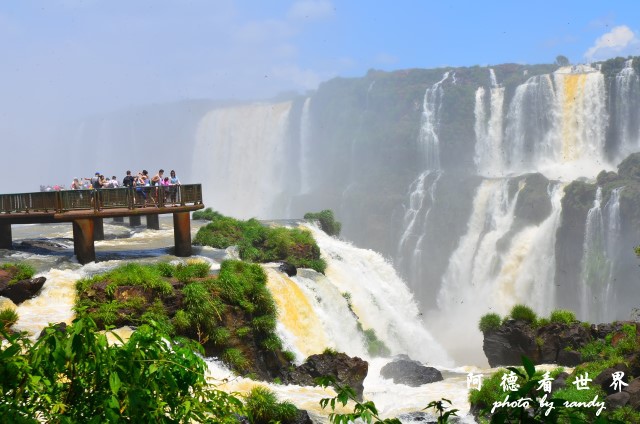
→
(624, 378, 640, 410)
(594, 364, 630, 396)
(37, 322, 67, 340)
(380, 356, 443, 386)
(537, 322, 591, 366)
(605, 391, 630, 410)
(280, 351, 368, 401)
(0, 276, 46, 305)
(483, 320, 537, 367)
(279, 262, 297, 277)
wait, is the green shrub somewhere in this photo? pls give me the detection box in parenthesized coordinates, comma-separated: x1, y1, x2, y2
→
(261, 334, 283, 352)
(222, 348, 250, 372)
(173, 261, 211, 282)
(193, 212, 326, 273)
(509, 304, 537, 324)
(192, 207, 224, 221)
(1, 263, 36, 285)
(244, 386, 298, 424)
(478, 313, 502, 333)
(304, 209, 342, 236)
(363, 328, 390, 357)
(235, 326, 252, 338)
(0, 307, 18, 331)
(283, 350, 296, 362)
(549, 309, 576, 325)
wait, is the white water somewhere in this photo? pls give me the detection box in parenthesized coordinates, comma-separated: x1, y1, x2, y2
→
(299, 97, 313, 194)
(433, 180, 565, 364)
(579, 186, 623, 322)
(418, 72, 449, 170)
(474, 69, 505, 176)
(192, 102, 292, 218)
(612, 59, 640, 160)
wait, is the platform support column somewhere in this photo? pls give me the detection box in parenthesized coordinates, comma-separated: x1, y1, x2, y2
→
(129, 215, 141, 226)
(93, 218, 104, 241)
(0, 223, 12, 249)
(72, 218, 95, 264)
(173, 212, 192, 257)
(146, 214, 160, 230)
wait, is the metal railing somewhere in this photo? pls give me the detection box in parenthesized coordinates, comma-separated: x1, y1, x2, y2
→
(0, 184, 203, 214)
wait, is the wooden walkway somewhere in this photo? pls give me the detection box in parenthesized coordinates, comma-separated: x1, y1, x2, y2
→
(0, 185, 204, 264)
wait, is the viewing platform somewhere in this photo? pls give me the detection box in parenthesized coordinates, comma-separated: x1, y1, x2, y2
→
(0, 184, 204, 264)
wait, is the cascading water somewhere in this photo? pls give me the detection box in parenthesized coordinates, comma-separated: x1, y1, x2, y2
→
(611, 59, 640, 159)
(418, 72, 449, 170)
(579, 187, 623, 322)
(298, 98, 313, 195)
(191, 102, 292, 219)
(474, 69, 505, 176)
(503, 66, 610, 180)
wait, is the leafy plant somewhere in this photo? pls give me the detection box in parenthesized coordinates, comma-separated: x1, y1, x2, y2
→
(0, 316, 243, 422)
(318, 375, 401, 423)
(424, 398, 458, 424)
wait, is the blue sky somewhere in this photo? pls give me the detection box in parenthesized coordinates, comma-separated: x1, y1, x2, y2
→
(1, 0, 639, 121)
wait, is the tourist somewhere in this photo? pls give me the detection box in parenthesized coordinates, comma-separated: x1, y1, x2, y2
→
(122, 170, 135, 188)
(169, 170, 181, 204)
(70, 178, 82, 190)
(109, 176, 120, 188)
(151, 169, 164, 186)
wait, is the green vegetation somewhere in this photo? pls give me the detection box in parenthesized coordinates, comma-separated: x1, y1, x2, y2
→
(468, 356, 625, 423)
(1, 263, 36, 285)
(75, 259, 288, 375)
(363, 328, 391, 357)
(579, 323, 639, 363)
(192, 207, 224, 221)
(508, 304, 538, 324)
(244, 386, 298, 424)
(0, 316, 242, 423)
(304, 209, 342, 236)
(193, 211, 327, 273)
(478, 313, 502, 333)
(0, 307, 18, 333)
(549, 309, 577, 325)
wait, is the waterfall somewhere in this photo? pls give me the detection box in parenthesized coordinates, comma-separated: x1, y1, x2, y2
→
(432, 179, 564, 363)
(612, 59, 640, 159)
(396, 170, 441, 288)
(418, 72, 449, 170)
(298, 98, 312, 194)
(191, 102, 292, 219)
(579, 187, 623, 322)
(474, 69, 505, 176)
(304, 224, 452, 366)
(579, 187, 607, 321)
(503, 66, 611, 180)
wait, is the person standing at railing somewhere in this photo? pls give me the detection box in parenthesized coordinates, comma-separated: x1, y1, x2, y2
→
(169, 170, 181, 204)
(109, 176, 120, 188)
(123, 170, 135, 188)
(70, 178, 82, 190)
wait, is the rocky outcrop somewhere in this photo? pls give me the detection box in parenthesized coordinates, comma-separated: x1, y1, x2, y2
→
(280, 351, 368, 400)
(482, 320, 592, 367)
(0, 274, 46, 305)
(483, 320, 538, 367)
(380, 355, 443, 386)
(279, 262, 297, 277)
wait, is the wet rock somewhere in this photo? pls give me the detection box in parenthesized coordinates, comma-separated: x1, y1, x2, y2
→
(537, 322, 591, 366)
(380, 356, 443, 386)
(483, 320, 537, 367)
(280, 351, 368, 401)
(279, 262, 297, 277)
(624, 379, 640, 410)
(0, 276, 46, 305)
